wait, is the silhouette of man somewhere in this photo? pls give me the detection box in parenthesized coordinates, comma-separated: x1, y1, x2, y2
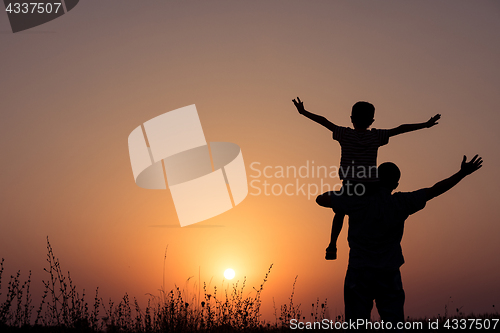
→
(316, 155, 483, 326)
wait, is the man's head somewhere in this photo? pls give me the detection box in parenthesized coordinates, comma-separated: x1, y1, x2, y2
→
(378, 162, 400, 190)
(351, 101, 375, 129)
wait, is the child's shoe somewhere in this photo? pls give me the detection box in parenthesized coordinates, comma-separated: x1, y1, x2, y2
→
(325, 246, 337, 260)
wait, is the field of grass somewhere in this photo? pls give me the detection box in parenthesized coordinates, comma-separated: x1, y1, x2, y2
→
(1, 238, 498, 332)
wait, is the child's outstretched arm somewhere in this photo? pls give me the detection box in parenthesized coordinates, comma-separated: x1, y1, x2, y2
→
(388, 114, 441, 137)
(292, 97, 337, 132)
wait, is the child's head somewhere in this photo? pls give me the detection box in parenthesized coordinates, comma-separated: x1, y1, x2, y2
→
(351, 101, 375, 129)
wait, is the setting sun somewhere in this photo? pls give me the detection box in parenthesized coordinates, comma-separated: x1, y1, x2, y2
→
(224, 268, 235, 280)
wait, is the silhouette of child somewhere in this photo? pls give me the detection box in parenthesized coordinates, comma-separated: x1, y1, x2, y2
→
(292, 97, 440, 260)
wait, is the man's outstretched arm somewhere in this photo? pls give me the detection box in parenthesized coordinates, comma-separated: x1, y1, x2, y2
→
(388, 114, 441, 137)
(292, 97, 337, 132)
(425, 155, 483, 201)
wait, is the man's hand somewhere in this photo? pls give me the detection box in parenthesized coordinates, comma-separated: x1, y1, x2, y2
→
(292, 97, 305, 114)
(426, 154, 483, 200)
(425, 114, 441, 128)
(460, 154, 483, 176)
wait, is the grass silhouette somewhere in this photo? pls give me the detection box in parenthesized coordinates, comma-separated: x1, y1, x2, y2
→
(0, 237, 306, 332)
(0, 237, 498, 332)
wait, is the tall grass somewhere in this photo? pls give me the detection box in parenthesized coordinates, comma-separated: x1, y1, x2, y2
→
(0, 238, 310, 332)
(2, 238, 497, 332)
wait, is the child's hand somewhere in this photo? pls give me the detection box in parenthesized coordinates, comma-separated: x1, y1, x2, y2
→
(426, 114, 441, 128)
(292, 97, 305, 114)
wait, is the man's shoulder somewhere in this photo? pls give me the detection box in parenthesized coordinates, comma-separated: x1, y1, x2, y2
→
(391, 189, 428, 215)
(329, 191, 368, 213)
(392, 188, 427, 198)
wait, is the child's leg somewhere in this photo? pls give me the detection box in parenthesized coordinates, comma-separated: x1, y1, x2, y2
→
(326, 212, 345, 260)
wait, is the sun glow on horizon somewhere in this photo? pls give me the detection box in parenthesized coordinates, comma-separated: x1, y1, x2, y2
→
(224, 268, 235, 280)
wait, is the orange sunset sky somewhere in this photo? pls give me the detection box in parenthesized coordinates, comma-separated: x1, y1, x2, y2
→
(1, 0, 499, 321)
